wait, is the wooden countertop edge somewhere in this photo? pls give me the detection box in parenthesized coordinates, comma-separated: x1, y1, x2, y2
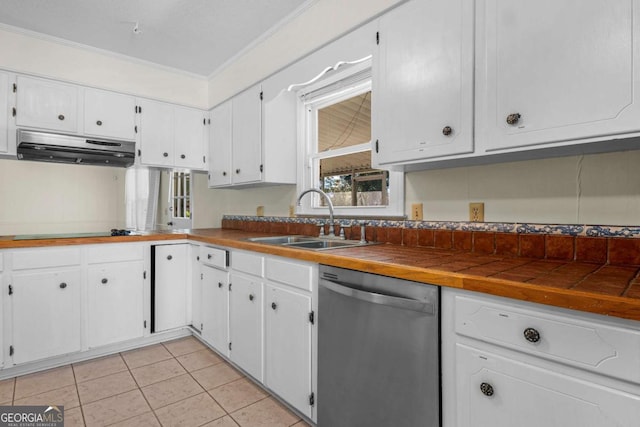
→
(0, 233, 189, 248)
(2, 230, 640, 322)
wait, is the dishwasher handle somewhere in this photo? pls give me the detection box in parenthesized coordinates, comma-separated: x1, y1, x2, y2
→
(321, 279, 435, 314)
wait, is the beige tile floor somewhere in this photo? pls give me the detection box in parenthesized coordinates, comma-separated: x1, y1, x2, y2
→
(0, 336, 311, 427)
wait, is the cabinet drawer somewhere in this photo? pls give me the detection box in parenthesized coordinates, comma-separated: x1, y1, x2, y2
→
(12, 248, 81, 270)
(265, 257, 313, 292)
(87, 243, 144, 264)
(200, 246, 228, 269)
(455, 295, 640, 383)
(231, 251, 263, 277)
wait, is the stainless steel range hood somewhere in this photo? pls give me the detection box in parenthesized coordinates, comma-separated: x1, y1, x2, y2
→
(17, 130, 135, 167)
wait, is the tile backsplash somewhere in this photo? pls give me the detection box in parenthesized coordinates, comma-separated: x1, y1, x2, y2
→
(222, 215, 640, 266)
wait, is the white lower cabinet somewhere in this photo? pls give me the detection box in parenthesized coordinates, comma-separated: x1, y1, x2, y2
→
(229, 272, 263, 381)
(11, 269, 82, 365)
(264, 256, 316, 420)
(442, 288, 640, 427)
(456, 343, 640, 427)
(201, 264, 229, 356)
(153, 244, 188, 332)
(265, 283, 313, 418)
(86, 261, 144, 348)
(191, 245, 203, 333)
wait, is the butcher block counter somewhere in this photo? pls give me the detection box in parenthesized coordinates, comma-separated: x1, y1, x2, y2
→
(1, 228, 639, 322)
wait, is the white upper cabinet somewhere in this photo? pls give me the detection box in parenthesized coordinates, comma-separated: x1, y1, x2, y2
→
(0, 71, 11, 154)
(262, 89, 297, 185)
(16, 75, 79, 133)
(138, 99, 207, 170)
(83, 88, 136, 141)
(372, 0, 474, 165)
(209, 99, 233, 187)
(208, 84, 297, 188)
(477, 0, 640, 152)
(174, 105, 207, 170)
(232, 84, 263, 184)
(138, 99, 174, 167)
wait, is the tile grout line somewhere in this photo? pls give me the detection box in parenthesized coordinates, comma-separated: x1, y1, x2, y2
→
(70, 361, 87, 427)
(117, 350, 164, 427)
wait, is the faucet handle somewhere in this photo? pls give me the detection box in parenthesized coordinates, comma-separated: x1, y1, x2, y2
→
(339, 227, 345, 240)
(360, 223, 367, 244)
(318, 224, 325, 237)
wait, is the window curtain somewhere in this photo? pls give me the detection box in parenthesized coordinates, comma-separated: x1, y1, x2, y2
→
(125, 166, 160, 230)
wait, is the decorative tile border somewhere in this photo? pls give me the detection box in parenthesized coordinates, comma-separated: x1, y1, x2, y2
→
(221, 215, 640, 238)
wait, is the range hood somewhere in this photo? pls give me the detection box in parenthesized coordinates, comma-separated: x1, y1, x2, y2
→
(17, 130, 135, 167)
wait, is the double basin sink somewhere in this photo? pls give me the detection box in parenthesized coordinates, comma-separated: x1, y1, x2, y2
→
(247, 235, 376, 251)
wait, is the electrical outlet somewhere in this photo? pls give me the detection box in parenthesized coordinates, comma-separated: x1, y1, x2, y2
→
(411, 203, 423, 220)
(469, 202, 485, 222)
(289, 205, 295, 217)
(257, 206, 264, 217)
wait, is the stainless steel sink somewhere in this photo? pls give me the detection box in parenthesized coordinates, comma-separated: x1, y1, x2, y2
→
(246, 235, 376, 251)
(247, 235, 317, 245)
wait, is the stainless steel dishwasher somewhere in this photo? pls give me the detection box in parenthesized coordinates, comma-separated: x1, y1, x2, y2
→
(318, 265, 440, 427)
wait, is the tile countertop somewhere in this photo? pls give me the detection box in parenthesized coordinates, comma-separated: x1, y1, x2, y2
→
(1, 228, 640, 322)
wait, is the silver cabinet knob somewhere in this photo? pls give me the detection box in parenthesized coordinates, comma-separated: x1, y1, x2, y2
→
(59, 282, 67, 289)
(442, 126, 453, 136)
(163, 152, 169, 157)
(58, 114, 65, 121)
(167, 255, 172, 260)
(96, 120, 103, 126)
(101, 278, 108, 284)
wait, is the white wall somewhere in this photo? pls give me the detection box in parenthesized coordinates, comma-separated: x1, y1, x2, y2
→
(192, 173, 296, 229)
(0, 27, 208, 108)
(207, 0, 404, 106)
(0, 158, 125, 235)
(405, 150, 640, 226)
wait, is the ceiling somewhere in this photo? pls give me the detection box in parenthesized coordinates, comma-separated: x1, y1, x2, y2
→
(0, 0, 309, 77)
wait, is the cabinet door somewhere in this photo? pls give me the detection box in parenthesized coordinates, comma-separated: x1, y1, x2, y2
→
(154, 244, 188, 332)
(139, 99, 174, 167)
(265, 284, 312, 418)
(202, 265, 229, 355)
(456, 344, 640, 427)
(87, 261, 144, 348)
(478, 0, 640, 151)
(84, 88, 136, 140)
(0, 72, 9, 153)
(11, 269, 81, 365)
(229, 272, 263, 380)
(232, 84, 263, 184)
(175, 106, 207, 170)
(192, 249, 203, 333)
(16, 76, 79, 133)
(372, 0, 474, 165)
(209, 100, 233, 187)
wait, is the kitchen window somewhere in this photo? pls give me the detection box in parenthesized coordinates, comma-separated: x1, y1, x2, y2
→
(297, 60, 404, 217)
